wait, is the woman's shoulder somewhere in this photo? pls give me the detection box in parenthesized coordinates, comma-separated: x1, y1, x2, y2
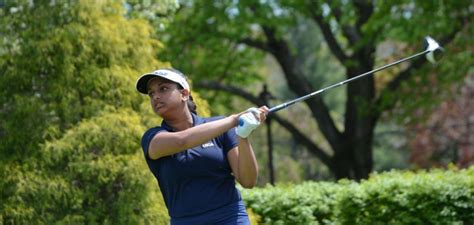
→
(142, 126, 166, 137)
(140, 126, 167, 146)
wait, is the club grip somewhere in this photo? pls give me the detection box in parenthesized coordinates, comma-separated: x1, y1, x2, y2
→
(268, 104, 287, 114)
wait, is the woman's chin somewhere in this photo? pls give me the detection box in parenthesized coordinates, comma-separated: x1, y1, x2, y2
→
(154, 107, 166, 117)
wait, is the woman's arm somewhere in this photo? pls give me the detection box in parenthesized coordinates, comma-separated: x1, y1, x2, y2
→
(148, 115, 240, 160)
(228, 106, 268, 188)
(227, 138, 259, 188)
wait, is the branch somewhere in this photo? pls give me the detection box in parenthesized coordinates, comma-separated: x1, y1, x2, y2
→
(195, 80, 333, 166)
(238, 37, 269, 52)
(195, 80, 261, 104)
(271, 115, 333, 166)
(261, 25, 344, 150)
(228, 3, 344, 153)
(330, 3, 360, 45)
(308, 3, 348, 65)
(353, 0, 374, 30)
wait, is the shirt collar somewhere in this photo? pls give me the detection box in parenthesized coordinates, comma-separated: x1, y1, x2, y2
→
(161, 113, 203, 132)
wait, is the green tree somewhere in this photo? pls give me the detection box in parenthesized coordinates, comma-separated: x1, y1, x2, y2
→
(0, 0, 163, 161)
(157, 0, 472, 179)
(2, 110, 168, 224)
(0, 0, 209, 223)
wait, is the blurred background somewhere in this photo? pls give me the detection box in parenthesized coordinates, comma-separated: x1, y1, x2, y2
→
(0, 0, 472, 224)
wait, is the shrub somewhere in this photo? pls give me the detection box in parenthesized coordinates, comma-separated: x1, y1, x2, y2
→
(242, 182, 344, 224)
(336, 167, 474, 224)
(0, 110, 169, 224)
(241, 166, 474, 225)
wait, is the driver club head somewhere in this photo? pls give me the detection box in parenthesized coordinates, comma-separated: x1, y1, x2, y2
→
(424, 36, 443, 64)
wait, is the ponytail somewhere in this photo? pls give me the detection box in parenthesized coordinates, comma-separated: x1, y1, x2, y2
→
(187, 94, 198, 115)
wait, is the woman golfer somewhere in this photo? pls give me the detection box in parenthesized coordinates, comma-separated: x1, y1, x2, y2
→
(136, 68, 268, 225)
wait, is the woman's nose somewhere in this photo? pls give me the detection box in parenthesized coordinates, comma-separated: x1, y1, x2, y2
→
(152, 93, 160, 101)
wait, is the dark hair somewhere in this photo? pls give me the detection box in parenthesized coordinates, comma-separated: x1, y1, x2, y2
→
(186, 94, 197, 115)
(163, 68, 198, 115)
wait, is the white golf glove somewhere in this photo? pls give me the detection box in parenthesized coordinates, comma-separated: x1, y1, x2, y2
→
(236, 107, 261, 138)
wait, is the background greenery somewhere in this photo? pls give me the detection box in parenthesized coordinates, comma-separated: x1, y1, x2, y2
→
(242, 166, 474, 224)
(0, 0, 177, 223)
(1, 0, 472, 224)
(156, 0, 473, 180)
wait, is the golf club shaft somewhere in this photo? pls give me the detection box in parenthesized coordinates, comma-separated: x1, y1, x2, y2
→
(268, 49, 430, 114)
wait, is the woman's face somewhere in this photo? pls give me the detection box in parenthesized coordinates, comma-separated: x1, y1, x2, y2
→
(147, 77, 187, 117)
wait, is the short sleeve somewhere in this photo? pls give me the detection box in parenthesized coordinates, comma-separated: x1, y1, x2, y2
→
(141, 127, 166, 159)
(222, 127, 239, 154)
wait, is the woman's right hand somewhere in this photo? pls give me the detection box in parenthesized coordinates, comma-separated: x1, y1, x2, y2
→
(235, 106, 268, 138)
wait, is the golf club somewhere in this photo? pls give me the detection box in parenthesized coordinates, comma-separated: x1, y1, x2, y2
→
(268, 36, 443, 114)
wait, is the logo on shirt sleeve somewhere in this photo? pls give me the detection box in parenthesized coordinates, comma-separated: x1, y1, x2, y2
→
(201, 141, 215, 148)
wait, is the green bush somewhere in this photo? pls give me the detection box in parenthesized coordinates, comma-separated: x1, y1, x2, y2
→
(242, 182, 344, 225)
(0, 110, 169, 224)
(241, 166, 474, 225)
(336, 167, 474, 224)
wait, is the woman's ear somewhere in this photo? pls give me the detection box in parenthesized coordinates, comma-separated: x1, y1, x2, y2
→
(180, 89, 190, 101)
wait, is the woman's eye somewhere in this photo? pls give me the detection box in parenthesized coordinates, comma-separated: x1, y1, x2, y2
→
(160, 87, 168, 92)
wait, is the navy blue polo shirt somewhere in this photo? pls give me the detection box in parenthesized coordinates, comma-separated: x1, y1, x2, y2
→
(141, 113, 243, 219)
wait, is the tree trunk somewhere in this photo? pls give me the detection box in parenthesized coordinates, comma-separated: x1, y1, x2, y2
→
(337, 61, 376, 180)
(331, 124, 375, 180)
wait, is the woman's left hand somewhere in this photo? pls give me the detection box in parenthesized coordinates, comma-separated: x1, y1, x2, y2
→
(256, 106, 269, 122)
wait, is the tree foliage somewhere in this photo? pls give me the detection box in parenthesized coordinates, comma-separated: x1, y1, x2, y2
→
(2, 110, 168, 224)
(157, 0, 473, 179)
(0, 0, 165, 161)
(0, 0, 210, 223)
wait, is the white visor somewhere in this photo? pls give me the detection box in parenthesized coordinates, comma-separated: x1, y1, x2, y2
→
(136, 69, 190, 94)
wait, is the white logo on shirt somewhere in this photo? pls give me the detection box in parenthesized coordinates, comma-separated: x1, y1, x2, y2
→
(202, 141, 215, 148)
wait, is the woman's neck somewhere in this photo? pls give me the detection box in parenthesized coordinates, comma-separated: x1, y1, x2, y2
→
(164, 109, 193, 131)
